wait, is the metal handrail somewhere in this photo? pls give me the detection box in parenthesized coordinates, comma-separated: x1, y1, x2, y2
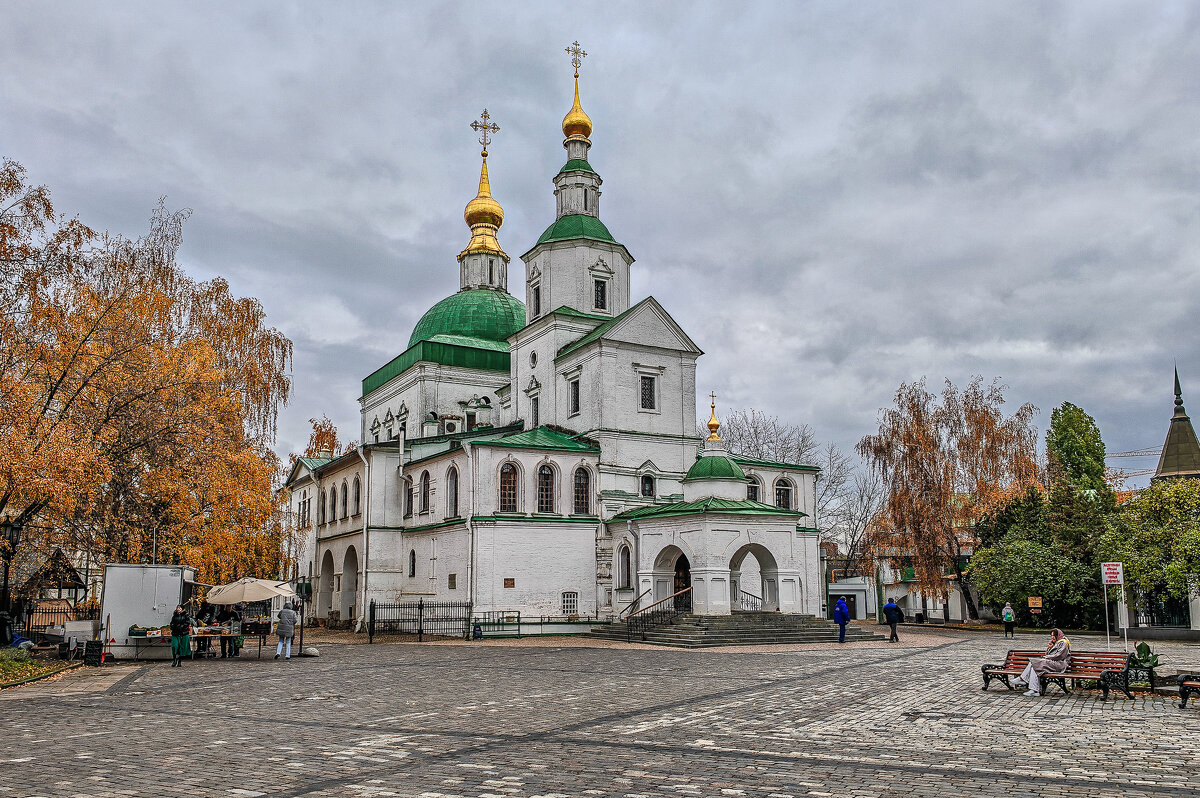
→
(737, 589, 763, 612)
(626, 587, 692, 642)
(627, 586, 692, 620)
(617, 588, 652, 618)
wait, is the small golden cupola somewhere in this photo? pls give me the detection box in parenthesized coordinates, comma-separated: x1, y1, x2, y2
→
(562, 40, 593, 140)
(706, 394, 722, 442)
(461, 109, 507, 259)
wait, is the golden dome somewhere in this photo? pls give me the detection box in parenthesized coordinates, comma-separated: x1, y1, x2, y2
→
(562, 76, 593, 139)
(706, 397, 722, 442)
(461, 152, 507, 258)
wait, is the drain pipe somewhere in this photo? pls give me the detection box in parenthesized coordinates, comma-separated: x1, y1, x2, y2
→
(354, 445, 370, 633)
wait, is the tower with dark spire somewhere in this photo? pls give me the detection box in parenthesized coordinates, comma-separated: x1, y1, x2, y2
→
(1152, 368, 1200, 481)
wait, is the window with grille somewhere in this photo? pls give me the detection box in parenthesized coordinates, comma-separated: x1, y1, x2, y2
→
(532, 285, 541, 317)
(499, 464, 518, 513)
(341, 483, 348, 518)
(403, 478, 413, 517)
(448, 573, 457, 590)
(594, 279, 607, 310)
(775, 479, 793, 510)
(329, 489, 337, 521)
(569, 379, 580, 415)
(746, 479, 759, 503)
(562, 591, 579, 616)
(639, 375, 656, 410)
(618, 545, 632, 589)
(447, 466, 459, 517)
(573, 468, 591, 514)
(419, 471, 430, 513)
(640, 474, 655, 498)
(353, 478, 361, 515)
(537, 465, 555, 513)
(531, 397, 539, 428)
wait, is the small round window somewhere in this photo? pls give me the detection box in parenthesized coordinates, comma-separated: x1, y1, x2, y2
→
(445, 422, 457, 433)
(530, 352, 538, 367)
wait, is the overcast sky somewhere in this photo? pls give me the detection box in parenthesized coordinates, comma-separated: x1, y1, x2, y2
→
(4, 2, 1198, 483)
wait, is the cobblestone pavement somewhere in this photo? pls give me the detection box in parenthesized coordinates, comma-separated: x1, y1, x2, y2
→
(1, 629, 1198, 797)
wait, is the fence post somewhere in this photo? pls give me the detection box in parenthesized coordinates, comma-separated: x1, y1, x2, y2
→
(368, 599, 375, 644)
(418, 598, 424, 643)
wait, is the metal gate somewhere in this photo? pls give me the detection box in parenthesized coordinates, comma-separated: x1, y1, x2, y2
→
(368, 599, 472, 642)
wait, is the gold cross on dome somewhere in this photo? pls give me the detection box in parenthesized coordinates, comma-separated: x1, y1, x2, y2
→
(470, 109, 499, 152)
(566, 40, 587, 77)
(710, 392, 717, 408)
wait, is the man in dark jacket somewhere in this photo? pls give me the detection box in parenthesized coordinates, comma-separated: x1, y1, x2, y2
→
(882, 598, 904, 642)
(833, 598, 850, 643)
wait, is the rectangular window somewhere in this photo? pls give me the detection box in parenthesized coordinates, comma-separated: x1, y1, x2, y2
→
(639, 375, 656, 410)
(569, 379, 580, 415)
(531, 396, 539, 428)
(747, 481, 759, 502)
(594, 279, 607, 310)
(448, 573, 457, 590)
(562, 591, 579, 616)
(532, 285, 541, 317)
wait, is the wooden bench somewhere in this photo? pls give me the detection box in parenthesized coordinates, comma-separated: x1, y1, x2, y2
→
(1180, 674, 1200, 709)
(982, 649, 1134, 699)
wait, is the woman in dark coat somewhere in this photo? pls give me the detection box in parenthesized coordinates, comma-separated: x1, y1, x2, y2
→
(169, 605, 191, 667)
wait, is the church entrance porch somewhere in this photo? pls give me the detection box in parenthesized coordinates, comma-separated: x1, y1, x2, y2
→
(730, 543, 780, 612)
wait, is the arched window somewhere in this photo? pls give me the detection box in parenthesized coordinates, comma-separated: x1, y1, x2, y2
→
(499, 463, 518, 513)
(618, 544, 632, 589)
(318, 492, 326, 525)
(640, 474, 655, 498)
(328, 488, 337, 522)
(353, 478, 361, 516)
(746, 477, 761, 503)
(447, 466, 459, 517)
(537, 465, 556, 513)
(419, 471, 430, 513)
(573, 468, 591, 515)
(775, 478, 793, 510)
(408, 549, 416, 577)
(341, 482, 348, 518)
(403, 477, 413, 517)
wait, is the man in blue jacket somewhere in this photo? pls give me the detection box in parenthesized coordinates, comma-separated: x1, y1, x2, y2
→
(833, 598, 850, 643)
(882, 598, 904, 643)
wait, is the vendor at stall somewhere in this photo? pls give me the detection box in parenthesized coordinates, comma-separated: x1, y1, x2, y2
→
(216, 604, 241, 658)
(169, 605, 191, 667)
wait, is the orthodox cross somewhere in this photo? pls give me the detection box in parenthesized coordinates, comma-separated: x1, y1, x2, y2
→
(566, 40, 587, 77)
(710, 391, 717, 408)
(470, 109, 499, 154)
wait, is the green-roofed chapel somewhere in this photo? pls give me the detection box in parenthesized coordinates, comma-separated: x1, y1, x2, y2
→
(289, 44, 823, 630)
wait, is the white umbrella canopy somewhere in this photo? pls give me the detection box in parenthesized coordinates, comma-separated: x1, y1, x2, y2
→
(206, 577, 295, 605)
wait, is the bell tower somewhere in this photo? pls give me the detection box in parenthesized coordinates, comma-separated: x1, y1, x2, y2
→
(520, 42, 634, 323)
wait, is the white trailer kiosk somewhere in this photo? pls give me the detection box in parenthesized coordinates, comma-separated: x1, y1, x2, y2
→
(100, 564, 200, 660)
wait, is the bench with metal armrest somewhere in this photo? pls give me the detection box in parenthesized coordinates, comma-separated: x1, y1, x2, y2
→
(1179, 674, 1200, 709)
(982, 649, 1134, 699)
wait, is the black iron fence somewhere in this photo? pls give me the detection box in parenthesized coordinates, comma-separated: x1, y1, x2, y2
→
(368, 599, 473, 642)
(22, 602, 99, 642)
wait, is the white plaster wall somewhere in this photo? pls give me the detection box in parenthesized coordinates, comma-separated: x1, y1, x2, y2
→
(361, 363, 509, 444)
(473, 520, 599, 616)
(399, 525, 471, 601)
(521, 240, 632, 324)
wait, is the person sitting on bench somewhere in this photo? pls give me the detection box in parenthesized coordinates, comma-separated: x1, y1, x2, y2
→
(1014, 628, 1071, 696)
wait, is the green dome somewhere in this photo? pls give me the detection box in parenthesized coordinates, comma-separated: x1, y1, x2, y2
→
(683, 454, 746, 482)
(408, 289, 526, 349)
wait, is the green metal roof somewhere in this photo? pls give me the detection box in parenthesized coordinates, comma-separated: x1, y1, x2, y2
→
(683, 454, 746, 482)
(558, 159, 597, 174)
(475, 426, 600, 453)
(612, 497, 807, 522)
(557, 297, 650, 360)
(297, 457, 333, 471)
(408, 289, 526, 349)
(362, 340, 510, 396)
(548, 305, 611, 323)
(535, 214, 617, 246)
(731, 454, 821, 473)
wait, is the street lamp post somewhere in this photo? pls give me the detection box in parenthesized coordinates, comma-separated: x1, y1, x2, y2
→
(0, 517, 23, 645)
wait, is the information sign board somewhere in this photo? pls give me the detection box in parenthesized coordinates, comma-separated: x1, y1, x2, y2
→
(1101, 562, 1124, 586)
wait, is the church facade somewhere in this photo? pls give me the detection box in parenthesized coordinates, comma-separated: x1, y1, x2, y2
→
(284, 55, 822, 630)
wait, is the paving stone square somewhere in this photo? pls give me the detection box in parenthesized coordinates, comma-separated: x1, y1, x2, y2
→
(1, 629, 1198, 797)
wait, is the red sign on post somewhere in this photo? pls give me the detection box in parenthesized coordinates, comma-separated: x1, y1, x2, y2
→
(1101, 562, 1124, 586)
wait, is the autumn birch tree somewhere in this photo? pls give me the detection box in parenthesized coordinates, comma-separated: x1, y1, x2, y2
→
(857, 377, 1039, 618)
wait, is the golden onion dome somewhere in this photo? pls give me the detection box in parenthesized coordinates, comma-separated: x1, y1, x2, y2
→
(463, 153, 504, 228)
(561, 76, 593, 139)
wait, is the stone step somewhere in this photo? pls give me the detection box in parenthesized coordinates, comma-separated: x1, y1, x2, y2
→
(586, 611, 887, 647)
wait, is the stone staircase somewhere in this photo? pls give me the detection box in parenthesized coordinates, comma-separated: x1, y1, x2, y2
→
(586, 610, 886, 648)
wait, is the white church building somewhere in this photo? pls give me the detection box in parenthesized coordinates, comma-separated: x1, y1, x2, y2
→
(284, 53, 823, 631)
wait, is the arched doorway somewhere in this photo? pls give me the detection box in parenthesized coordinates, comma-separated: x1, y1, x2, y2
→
(317, 550, 335, 619)
(339, 547, 359, 622)
(651, 544, 694, 607)
(673, 553, 691, 610)
(730, 543, 781, 611)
